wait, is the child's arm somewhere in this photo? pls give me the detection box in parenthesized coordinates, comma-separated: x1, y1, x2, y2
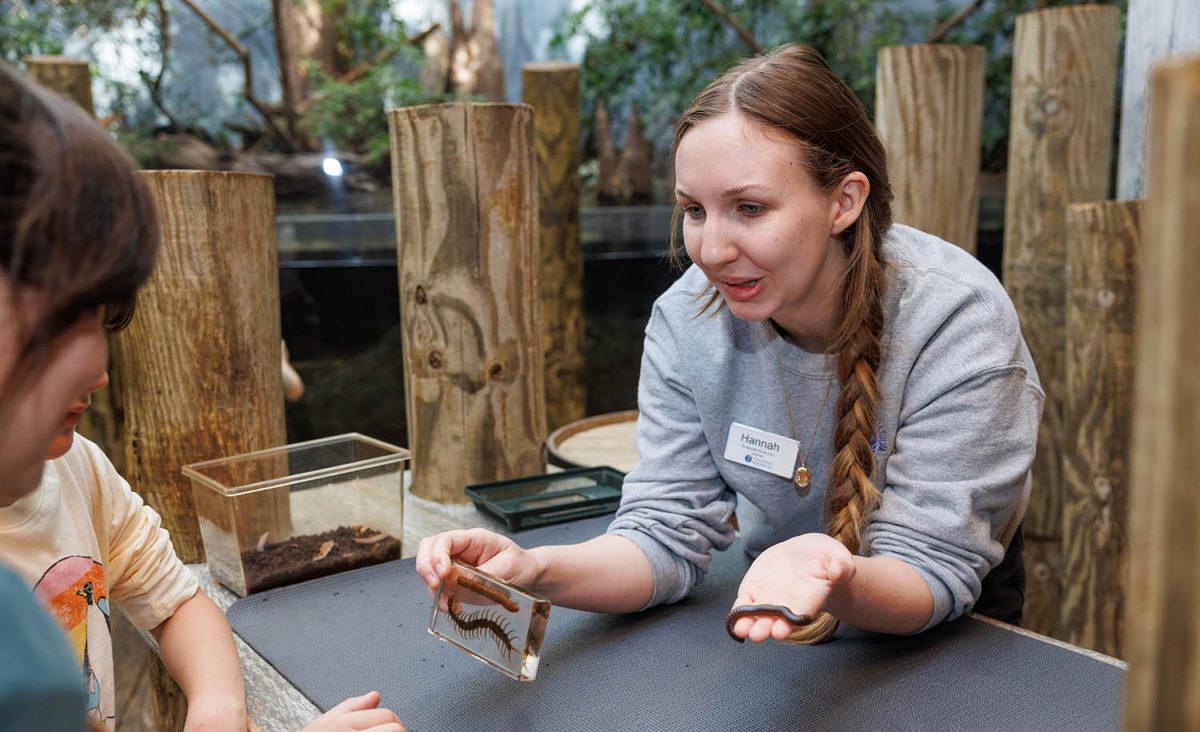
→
(151, 589, 248, 732)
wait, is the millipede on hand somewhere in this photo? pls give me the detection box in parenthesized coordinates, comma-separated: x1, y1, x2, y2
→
(447, 597, 518, 660)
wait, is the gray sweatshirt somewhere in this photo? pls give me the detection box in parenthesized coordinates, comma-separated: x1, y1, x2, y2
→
(607, 224, 1044, 630)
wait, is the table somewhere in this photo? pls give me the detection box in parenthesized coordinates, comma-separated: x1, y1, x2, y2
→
(220, 496, 1126, 732)
(197, 478, 511, 732)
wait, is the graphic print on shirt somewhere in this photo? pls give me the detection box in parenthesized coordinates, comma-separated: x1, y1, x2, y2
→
(34, 555, 114, 725)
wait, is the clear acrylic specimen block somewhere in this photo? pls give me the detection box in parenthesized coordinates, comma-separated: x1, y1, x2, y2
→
(428, 561, 551, 681)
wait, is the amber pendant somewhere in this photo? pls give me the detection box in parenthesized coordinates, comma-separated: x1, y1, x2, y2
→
(794, 465, 811, 490)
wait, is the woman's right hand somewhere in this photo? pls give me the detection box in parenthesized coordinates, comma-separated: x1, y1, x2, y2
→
(415, 528, 540, 597)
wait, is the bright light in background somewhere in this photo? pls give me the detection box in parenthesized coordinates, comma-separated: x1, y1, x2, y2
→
(322, 157, 344, 177)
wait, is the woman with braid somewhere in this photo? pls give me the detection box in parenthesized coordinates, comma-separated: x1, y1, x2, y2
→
(417, 44, 1041, 643)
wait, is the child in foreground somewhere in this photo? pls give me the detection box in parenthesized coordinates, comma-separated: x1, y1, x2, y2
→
(0, 62, 404, 732)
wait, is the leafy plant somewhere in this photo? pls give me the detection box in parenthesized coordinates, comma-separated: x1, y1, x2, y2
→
(551, 0, 1129, 174)
(550, 0, 925, 167)
(300, 1, 440, 167)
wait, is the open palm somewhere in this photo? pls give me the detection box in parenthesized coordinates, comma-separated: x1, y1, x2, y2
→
(728, 533, 856, 643)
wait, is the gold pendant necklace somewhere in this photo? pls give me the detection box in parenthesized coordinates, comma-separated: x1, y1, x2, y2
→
(770, 325, 834, 494)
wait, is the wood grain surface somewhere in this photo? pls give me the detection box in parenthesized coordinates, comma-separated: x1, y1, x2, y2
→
(1060, 200, 1140, 657)
(1115, 0, 1200, 200)
(389, 103, 547, 502)
(1002, 5, 1120, 638)
(875, 44, 985, 253)
(22, 55, 95, 115)
(523, 62, 586, 432)
(1124, 55, 1200, 732)
(123, 171, 288, 562)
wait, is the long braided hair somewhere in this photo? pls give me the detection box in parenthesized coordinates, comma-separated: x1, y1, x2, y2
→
(669, 45, 893, 644)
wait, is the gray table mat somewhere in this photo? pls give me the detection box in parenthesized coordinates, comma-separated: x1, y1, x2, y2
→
(228, 515, 1124, 731)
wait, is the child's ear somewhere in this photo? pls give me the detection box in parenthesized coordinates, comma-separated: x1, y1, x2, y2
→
(830, 171, 870, 236)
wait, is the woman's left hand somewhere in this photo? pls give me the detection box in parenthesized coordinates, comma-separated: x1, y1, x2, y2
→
(728, 533, 856, 643)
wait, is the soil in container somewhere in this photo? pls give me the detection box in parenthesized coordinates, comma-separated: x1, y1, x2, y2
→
(241, 525, 401, 593)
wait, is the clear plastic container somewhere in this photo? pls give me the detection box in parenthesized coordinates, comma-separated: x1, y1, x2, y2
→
(183, 433, 410, 596)
(429, 561, 551, 681)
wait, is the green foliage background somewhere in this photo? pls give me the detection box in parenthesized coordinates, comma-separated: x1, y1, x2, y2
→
(551, 0, 1128, 173)
(2, 0, 1129, 176)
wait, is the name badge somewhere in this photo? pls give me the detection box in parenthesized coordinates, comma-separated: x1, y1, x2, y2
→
(724, 422, 799, 479)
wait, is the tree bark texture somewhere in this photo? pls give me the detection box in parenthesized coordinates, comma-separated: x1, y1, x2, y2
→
(120, 171, 288, 562)
(1002, 5, 1120, 638)
(388, 103, 546, 502)
(523, 62, 586, 432)
(1060, 200, 1140, 658)
(1123, 55, 1200, 732)
(22, 56, 95, 115)
(875, 44, 985, 253)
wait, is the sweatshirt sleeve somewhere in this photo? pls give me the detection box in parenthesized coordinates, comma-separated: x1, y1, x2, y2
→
(83, 442, 198, 630)
(865, 290, 1044, 630)
(607, 302, 737, 608)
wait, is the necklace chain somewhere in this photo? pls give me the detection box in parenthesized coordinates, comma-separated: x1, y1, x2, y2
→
(769, 325, 834, 494)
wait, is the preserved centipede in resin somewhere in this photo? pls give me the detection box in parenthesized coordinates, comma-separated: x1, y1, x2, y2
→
(446, 597, 518, 660)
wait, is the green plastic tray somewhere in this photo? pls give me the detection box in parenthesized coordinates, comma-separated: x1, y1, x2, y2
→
(465, 467, 625, 532)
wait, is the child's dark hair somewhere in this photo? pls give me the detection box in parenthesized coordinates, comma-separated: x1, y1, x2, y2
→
(0, 63, 159, 399)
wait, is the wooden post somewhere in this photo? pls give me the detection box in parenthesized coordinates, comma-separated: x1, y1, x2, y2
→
(1060, 200, 1140, 657)
(22, 56, 95, 115)
(20, 56, 127, 472)
(118, 171, 288, 561)
(523, 62, 586, 432)
(875, 44, 985, 253)
(1116, 0, 1200, 200)
(1002, 5, 1120, 638)
(388, 103, 546, 502)
(1123, 55, 1200, 731)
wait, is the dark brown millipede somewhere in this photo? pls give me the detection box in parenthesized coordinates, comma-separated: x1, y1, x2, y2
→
(725, 604, 813, 643)
(456, 575, 519, 612)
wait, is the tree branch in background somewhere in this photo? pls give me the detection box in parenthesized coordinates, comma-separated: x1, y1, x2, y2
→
(270, 0, 299, 141)
(177, 0, 295, 151)
(140, 0, 181, 130)
(926, 0, 986, 43)
(293, 23, 441, 115)
(339, 23, 440, 86)
(697, 0, 762, 55)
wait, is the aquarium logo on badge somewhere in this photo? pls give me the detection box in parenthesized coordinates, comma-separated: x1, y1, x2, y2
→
(869, 421, 889, 455)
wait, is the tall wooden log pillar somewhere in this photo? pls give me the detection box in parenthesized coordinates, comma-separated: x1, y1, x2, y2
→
(388, 103, 546, 502)
(1124, 55, 1200, 731)
(21, 56, 127, 473)
(120, 171, 289, 561)
(1060, 201, 1140, 657)
(1002, 5, 1120, 638)
(22, 56, 95, 115)
(522, 62, 586, 432)
(875, 44, 985, 254)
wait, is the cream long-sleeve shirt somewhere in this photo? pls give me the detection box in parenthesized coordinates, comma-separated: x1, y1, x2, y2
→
(0, 435, 198, 730)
